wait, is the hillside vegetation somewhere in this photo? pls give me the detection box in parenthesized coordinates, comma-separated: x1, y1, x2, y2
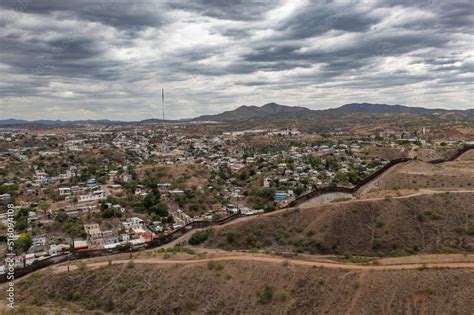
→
(205, 193, 474, 256)
(10, 261, 474, 314)
(358, 152, 474, 194)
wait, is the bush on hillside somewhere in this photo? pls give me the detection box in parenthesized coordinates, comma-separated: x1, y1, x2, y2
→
(188, 229, 211, 245)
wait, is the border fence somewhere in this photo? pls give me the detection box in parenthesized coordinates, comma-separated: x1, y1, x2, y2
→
(290, 145, 473, 207)
(1, 145, 472, 283)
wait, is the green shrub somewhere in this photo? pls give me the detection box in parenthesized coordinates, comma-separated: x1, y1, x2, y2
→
(189, 229, 211, 245)
(343, 251, 353, 260)
(257, 283, 274, 304)
(168, 246, 195, 255)
(390, 249, 408, 257)
(226, 232, 235, 243)
(207, 261, 224, 271)
(424, 209, 441, 220)
(353, 280, 361, 288)
(66, 290, 81, 301)
(372, 239, 382, 250)
(466, 225, 474, 235)
(438, 246, 461, 254)
(184, 298, 198, 311)
(274, 290, 288, 302)
(350, 256, 371, 264)
(103, 296, 115, 312)
(118, 283, 128, 293)
(418, 264, 428, 271)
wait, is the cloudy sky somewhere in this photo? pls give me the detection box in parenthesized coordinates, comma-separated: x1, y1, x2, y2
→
(0, 0, 472, 120)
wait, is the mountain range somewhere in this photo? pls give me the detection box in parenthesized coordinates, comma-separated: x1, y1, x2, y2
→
(1, 103, 472, 126)
(194, 102, 473, 122)
(0, 118, 123, 126)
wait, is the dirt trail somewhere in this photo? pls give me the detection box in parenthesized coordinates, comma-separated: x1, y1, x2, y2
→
(51, 254, 474, 274)
(357, 149, 474, 195)
(167, 189, 474, 247)
(345, 271, 367, 315)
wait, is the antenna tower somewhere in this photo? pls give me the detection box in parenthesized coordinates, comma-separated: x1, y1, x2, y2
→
(162, 88, 165, 123)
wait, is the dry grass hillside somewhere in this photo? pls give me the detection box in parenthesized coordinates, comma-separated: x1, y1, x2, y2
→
(362, 146, 460, 161)
(359, 151, 474, 193)
(205, 193, 474, 256)
(458, 149, 474, 161)
(9, 260, 474, 314)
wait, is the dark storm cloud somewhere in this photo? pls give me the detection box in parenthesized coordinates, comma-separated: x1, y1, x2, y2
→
(168, 0, 282, 21)
(1, 31, 125, 81)
(0, 0, 168, 30)
(240, 30, 448, 79)
(0, 0, 472, 119)
(274, 1, 380, 39)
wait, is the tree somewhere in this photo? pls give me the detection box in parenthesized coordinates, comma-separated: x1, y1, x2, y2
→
(294, 185, 305, 196)
(143, 190, 161, 209)
(16, 217, 28, 232)
(40, 201, 49, 211)
(152, 203, 169, 218)
(64, 219, 87, 238)
(325, 156, 338, 170)
(55, 211, 68, 223)
(15, 208, 29, 231)
(16, 232, 33, 253)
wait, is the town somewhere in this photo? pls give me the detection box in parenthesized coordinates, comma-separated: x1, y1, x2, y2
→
(1, 121, 471, 271)
(2, 0, 473, 312)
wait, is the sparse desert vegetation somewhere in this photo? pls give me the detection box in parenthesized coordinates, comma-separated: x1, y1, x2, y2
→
(205, 193, 474, 256)
(7, 260, 474, 314)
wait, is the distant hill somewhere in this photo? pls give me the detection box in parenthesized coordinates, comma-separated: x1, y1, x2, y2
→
(194, 102, 472, 122)
(0, 118, 29, 125)
(1, 103, 471, 126)
(195, 102, 312, 121)
(337, 103, 446, 114)
(466, 109, 474, 117)
(0, 119, 123, 126)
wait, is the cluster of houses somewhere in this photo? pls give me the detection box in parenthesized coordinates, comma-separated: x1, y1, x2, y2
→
(0, 124, 471, 273)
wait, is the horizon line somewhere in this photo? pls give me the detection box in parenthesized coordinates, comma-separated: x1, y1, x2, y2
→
(1, 102, 470, 122)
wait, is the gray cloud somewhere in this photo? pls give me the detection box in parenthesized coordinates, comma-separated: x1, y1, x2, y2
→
(0, 0, 169, 30)
(0, 0, 473, 120)
(168, 0, 282, 21)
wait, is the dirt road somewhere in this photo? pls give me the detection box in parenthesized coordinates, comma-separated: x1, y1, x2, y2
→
(167, 189, 474, 247)
(51, 253, 474, 274)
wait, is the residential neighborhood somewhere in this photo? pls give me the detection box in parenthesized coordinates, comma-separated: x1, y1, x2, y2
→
(0, 121, 471, 270)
